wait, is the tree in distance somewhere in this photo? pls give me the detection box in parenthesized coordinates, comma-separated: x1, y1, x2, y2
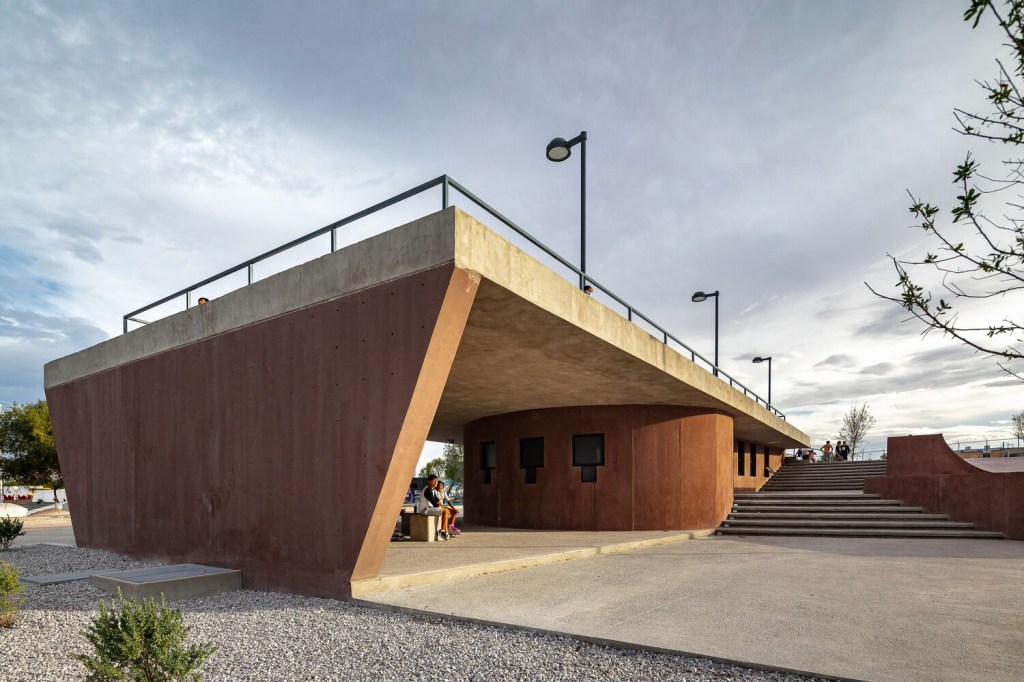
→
(868, 0, 1023, 380)
(417, 442, 464, 483)
(417, 457, 445, 479)
(840, 403, 877, 458)
(1012, 409, 1024, 443)
(0, 401, 63, 506)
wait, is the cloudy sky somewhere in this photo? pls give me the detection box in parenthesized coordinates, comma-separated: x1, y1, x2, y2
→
(2, 0, 1021, 459)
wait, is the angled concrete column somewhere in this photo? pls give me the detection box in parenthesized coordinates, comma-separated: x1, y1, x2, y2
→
(46, 211, 480, 598)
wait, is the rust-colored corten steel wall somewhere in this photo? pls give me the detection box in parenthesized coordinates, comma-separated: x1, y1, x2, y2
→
(865, 434, 1024, 540)
(463, 405, 734, 531)
(46, 264, 479, 598)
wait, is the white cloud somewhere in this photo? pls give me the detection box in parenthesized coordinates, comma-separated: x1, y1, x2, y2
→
(0, 0, 1019, 456)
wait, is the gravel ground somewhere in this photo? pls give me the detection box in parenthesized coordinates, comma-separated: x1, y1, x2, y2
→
(0, 546, 823, 681)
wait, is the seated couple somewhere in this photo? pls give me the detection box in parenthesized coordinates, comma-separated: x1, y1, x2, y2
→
(416, 474, 461, 540)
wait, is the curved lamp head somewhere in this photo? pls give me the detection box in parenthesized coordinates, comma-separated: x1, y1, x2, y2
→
(752, 356, 771, 364)
(546, 137, 571, 162)
(691, 290, 718, 303)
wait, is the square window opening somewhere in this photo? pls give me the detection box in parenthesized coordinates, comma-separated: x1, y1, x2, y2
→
(520, 437, 545, 469)
(572, 434, 605, 466)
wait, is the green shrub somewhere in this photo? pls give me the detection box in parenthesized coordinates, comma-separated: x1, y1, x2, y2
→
(72, 589, 218, 681)
(0, 516, 26, 550)
(0, 560, 25, 628)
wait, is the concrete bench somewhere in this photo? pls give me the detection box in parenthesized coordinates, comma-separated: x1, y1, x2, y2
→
(408, 513, 441, 542)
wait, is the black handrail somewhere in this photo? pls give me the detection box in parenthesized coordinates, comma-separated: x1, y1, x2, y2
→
(123, 175, 785, 418)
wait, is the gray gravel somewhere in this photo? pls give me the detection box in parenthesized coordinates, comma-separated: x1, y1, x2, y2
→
(0, 546, 823, 681)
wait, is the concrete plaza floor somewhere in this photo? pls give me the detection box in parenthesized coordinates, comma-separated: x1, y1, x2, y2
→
(363, 533, 1024, 682)
(353, 524, 712, 595)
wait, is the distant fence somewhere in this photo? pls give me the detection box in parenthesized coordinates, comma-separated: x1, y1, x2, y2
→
(949, 436, 1023, 458)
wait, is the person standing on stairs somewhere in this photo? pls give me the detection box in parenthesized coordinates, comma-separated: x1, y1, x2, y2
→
(821, 440, 834, 461)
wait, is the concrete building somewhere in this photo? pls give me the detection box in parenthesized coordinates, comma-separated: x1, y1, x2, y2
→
(44, 206, 808, 598)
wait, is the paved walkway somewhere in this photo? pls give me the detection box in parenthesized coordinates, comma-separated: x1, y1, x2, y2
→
(9, 511, 75, 548)
(353, 524, 710, 595)
(363, 534, 1024, 682)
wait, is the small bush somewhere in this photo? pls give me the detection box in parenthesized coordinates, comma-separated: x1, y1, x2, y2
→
(72, 589, 218, 681)
(0, 560, 25, 628)
(0, 516, 26, 550)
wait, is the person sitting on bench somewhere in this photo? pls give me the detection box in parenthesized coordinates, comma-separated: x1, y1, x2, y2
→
(416, 475, 450, 540)
(437, 480, 460, 536)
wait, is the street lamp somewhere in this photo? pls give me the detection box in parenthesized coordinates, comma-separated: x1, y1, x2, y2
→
(691, 290, 720, 376)
(753, 356, 772, 405)
(546, 131, 587, 290)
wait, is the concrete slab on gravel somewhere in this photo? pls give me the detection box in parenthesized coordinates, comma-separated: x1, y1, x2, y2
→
(90, 564, 241, 601)
(20, 570, 96, 585)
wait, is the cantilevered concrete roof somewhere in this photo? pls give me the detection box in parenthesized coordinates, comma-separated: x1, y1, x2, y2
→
(45, 206, 808, 450)
(434, 209, 807, 449)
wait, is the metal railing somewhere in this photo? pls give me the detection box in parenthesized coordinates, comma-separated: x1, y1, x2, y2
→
(123, 174, 785, 418)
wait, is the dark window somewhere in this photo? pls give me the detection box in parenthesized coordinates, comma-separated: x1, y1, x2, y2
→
(481, 441, 496, 485)
(737, 441, 745, 476)
(573, 434, 605, 483)
(520, 437, 544, 468)
(481, 441, 497, 470)
(520, 437, 544, 484)
(572, 434, 604, 466)
(749, 446, 757, 477)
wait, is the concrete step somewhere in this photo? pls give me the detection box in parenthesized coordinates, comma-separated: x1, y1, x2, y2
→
(782, 458, 888, 464)
(715, 527, 1005, 539)
(731, 505, 926, 513)
(722, 519, 975, 529)
(771, 471, 884, 476)
(766, 474, 882, 482)
(767, 474, 883, 481)
(737, 492, 881, 498)
(762, 485, 866, 491)
(767, 474, 882, 481)
(90, 564, 241, 602)
(775, 465, 888, 471)
(736, 498, 898, 504)
(727, 512, 943, 521)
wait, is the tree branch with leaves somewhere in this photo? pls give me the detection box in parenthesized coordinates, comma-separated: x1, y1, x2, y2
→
(868, 0, 1024, 379)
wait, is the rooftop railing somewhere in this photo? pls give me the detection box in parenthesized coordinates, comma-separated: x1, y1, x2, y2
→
(123, 175, 785, 419)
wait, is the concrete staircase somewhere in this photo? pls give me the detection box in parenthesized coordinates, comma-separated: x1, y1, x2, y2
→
(718, 460, 1005, 539)
(760, 459, 887, 491)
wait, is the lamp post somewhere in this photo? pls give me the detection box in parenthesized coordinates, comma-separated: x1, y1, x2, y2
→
(546, 131, 587, 290)
(753, 356, 772, 405)
(691, 290, 720, 376)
